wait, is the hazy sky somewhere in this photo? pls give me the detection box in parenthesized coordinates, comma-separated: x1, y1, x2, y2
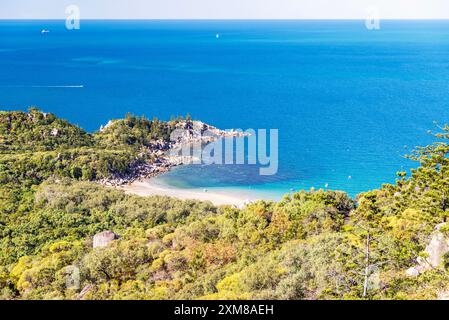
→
(1, 0, 449, 19)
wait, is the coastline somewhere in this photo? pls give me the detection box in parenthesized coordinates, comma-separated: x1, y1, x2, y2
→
(101, 118, 260, 206)
(99, 119, 248, 187)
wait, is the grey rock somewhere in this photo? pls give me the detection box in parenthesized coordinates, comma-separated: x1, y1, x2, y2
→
(405, 267, 420, 277)
(424, 223, 449, 268)
(438, 290, 449, 300)
(78, 284, 94, 300)
(405, 222, 449, 277)
(93, 231, 118, 248)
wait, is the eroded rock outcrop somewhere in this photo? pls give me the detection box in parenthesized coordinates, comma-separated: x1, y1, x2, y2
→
(93, 231, 119, 248)
(406, 223, 449, 277)
(78, 284, 94, 300)
(97, 119, 248, 187)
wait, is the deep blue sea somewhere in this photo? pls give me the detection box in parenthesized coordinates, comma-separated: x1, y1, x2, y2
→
(1, 20, 449, 198)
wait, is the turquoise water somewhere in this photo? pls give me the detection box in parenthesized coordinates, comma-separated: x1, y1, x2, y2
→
(1, 20, 449, 197)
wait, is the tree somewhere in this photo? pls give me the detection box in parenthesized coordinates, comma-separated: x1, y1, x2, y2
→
(406, 125, 449, 220)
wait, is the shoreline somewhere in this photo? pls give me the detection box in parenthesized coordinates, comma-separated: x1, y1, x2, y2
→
(120, 179, 271, 207)
(99, 119, 248, 187)
(102, 119, 260, 206)
(97, 118, 269, 206)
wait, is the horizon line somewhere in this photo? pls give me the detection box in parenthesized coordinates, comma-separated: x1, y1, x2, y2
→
(1, 18, 449, 21)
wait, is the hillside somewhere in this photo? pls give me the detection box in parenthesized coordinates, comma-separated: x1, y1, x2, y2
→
(1, 109, 449, 300)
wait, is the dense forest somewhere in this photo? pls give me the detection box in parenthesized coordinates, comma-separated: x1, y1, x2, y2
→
(1, 108, 449, 300)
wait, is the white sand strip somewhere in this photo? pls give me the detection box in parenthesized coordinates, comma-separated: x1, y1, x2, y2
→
(120, 180, 262, 207)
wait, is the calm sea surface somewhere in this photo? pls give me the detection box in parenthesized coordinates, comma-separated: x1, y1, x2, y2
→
(1, 20, 449, 198)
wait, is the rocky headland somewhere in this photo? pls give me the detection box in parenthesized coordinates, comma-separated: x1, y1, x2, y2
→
(98, 119, 247, 186)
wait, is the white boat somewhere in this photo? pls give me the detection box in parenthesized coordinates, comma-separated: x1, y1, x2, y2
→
(41, 29, 50, 34)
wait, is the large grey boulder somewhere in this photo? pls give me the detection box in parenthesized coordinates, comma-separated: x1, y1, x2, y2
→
(419, 223, 449, 268)
(93, 231, 119, 248)
(406, 223, 449, 277)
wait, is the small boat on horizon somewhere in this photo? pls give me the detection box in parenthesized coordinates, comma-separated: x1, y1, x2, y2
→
(41, 29, 50, 34)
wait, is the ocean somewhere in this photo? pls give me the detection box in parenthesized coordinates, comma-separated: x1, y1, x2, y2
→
(1, 19, 449, 198)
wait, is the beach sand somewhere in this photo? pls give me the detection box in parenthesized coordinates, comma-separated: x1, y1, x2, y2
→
(120, 179, 266, 207)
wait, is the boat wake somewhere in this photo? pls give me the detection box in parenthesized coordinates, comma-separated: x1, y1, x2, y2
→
(0, 85, 84, 88)
(31, 85, 84, 88)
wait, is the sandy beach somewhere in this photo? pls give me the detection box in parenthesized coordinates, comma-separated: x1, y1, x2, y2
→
(120, 179, 268, 207)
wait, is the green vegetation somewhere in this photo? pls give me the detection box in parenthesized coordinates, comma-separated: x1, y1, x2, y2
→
(0, 108, 179, 187)
(1, 109, 449, 300)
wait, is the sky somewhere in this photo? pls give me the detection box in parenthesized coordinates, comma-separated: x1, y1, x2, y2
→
(1, 0, 449, 19)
